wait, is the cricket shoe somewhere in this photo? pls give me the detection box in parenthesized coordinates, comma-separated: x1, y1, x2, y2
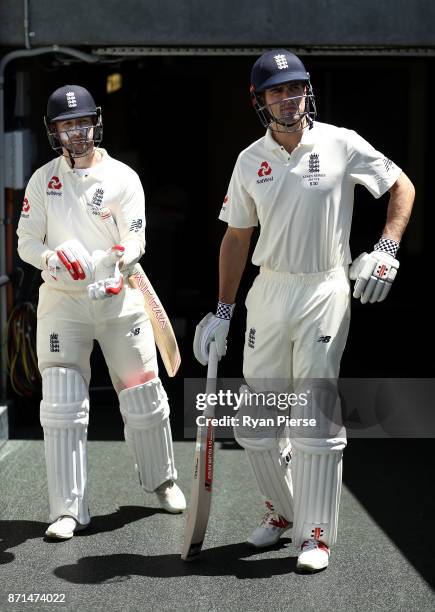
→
(155, 480, 186, 513)
(45, 516, 87, 540)
(247, 501, 292, 548)
(296, 539, 330, 572)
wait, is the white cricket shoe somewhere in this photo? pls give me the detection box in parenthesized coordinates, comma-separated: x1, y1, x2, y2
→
(155, 480, 186, 513)
(247, 501, 292, 548)
(45, 516, 87, 540)
(297, 539, 330, 572)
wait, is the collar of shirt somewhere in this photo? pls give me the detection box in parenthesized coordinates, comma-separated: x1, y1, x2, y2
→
(264, 122, 317, 153)
(60, 147, 108, 181)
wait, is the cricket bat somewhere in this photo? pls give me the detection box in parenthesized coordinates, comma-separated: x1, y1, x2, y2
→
(181, 341, 219, 560)
(128, 262, 181, 377)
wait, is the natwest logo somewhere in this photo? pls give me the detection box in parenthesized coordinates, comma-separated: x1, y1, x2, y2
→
(258, 161, 272, 177)
(256, 161, 274, 184)
(48, 176, 62, 189)
(22, 197, 30, 213)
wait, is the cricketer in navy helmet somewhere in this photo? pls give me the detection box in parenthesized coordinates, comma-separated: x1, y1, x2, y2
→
(17, 85, 186, 540)
(194, 50, 415, 572)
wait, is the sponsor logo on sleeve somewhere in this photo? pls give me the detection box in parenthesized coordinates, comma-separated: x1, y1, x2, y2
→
(129, 218, 143, 232)
(20, 197, 30, 218)
(382, 157, 394, 172)
(220, 194, 229, 214)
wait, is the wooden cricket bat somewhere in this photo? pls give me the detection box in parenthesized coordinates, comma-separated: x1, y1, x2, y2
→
(128, 262, 181, 377)
(181, 341, 219, 560)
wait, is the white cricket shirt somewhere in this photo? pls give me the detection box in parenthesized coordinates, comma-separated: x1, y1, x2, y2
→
(219, 122, 402, 273)
(17, 148, 145, 286)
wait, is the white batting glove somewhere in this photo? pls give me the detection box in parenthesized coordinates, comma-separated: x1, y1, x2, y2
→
(88, 246, 125, 300)
(48, 240, 94, 283)
(98, 244, 125, 268)
(87, 260, 124, 300)
(350, 250, 399, 304)
(193, 302, 235, 365)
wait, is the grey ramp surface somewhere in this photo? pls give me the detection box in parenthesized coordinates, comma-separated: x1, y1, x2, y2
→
(0, 440, 433, 612)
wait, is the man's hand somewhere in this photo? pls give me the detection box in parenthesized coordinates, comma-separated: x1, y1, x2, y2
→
(193, 312, 231, 365)
(349, 250, 399, 304)
(97, 244, 125, 269)
(87, 260, 124, 300)
(48, 240, 94, 283)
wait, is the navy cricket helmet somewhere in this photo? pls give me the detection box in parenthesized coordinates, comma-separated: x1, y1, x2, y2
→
(250, 50, 316, 132)
(44, 85, 103, 157)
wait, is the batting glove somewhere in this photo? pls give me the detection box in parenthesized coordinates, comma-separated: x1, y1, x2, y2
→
(48, 239, 94, 283)
(193, 301, 235, 365)
(87, 246, 125, 300)
(87, 260, 124, 300)
(350, 238, 400, 304)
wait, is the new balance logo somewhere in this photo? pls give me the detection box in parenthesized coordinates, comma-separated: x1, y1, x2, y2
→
(129, 218, 143, 232)
(248, 328, 256, 349)
(274, 54, 288, 69)
(127, 327, 141, 337)
(308, 153, 320, 173)
(382, 157, 393, 172)
(49, 333, 60, 352)
(66, 91, 77, 108)
(317, 335, 331, 343)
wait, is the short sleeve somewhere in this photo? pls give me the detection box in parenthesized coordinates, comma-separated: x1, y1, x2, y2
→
(346, 130, 402, 199)
(219, 155, 258, 227)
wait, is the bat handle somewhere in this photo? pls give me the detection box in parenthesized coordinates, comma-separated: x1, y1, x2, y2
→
(206, 341, 219, 392)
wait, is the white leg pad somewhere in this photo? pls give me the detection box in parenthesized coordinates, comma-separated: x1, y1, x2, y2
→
(234, 434, 294, 523)
(40, 367, 90, 525)
(119, 378, 177, 492)
(291, 438, 345, 548)
(290, 380, 347, 547)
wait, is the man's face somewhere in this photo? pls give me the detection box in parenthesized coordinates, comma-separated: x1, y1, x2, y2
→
(263, 81, 307, 127)
(55, 116, 94, 156)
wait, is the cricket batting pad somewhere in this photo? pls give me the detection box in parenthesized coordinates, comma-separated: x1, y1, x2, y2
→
(291, 438, 345, 547)
(119, 378, 177, 492)
(290, 380, 347, 547)
(40, 367, 90, 525)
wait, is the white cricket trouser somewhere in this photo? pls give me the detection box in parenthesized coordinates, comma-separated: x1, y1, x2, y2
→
(240, 266, 350, 546)
(243, 266, 351, 385)
(37, 283, 157, 390)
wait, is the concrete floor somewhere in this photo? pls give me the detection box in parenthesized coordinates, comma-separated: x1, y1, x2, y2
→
(0, 439, 434, 612)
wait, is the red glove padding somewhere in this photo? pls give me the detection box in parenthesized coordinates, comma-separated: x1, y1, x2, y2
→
(47, 240, 94, 284)
(87, 261, 124, 300)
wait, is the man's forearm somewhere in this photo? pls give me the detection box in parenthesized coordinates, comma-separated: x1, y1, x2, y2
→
(383, 172, 415, 242)
(219, 229, 252, 304)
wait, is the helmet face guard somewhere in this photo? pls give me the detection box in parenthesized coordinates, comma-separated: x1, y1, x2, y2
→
(44, 85, 103, 158)
(250, 82, 316, 133)
(44, 109, 103, 158)
(250, 50, 317, 133)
